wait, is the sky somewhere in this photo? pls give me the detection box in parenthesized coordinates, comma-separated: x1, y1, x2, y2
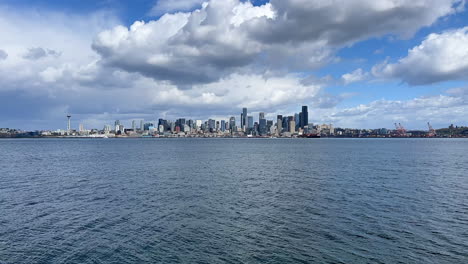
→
(0, 0, 467, 130)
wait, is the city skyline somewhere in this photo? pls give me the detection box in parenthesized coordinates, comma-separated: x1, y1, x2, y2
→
(0, 0, 467, 130)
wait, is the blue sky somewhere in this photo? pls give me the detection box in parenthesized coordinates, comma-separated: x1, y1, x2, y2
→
(0, 0, 467, 130)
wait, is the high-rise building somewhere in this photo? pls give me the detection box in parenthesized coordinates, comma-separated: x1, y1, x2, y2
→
(242, 108, 248, 130)
(144, 123, 154, 131)
(301, 105, 308, 129)
(79, 123, 84, 132)
(220, 120, 226, 132)
(177, 118, 186, 132)
(229, 117, 236, 132)
(294, 113, 300, 130)
(248, 116, 253, 129)
(196, 120, 202, 129)
(282, 116, 289, 132)
(277, 117, 282, 135)
(66, 114, 71, 133)
(208, 119, 216, 132)
(140, 120, 144, 131)
(132, 120, 136, 131)
(259, 112, 265, 120)
(266, 120, 273, 132)
(259, 118, 267, 136)
(289, 120, 296, 133)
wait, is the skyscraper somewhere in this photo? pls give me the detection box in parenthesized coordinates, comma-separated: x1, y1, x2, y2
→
(277, 115, 282, 135)
(301, 105, 308, 129)
(259, 118, 267, 136)
(242, 107, 247, 130)
(132, 120, 136, 131)
(259, 112, 265, 120)
(208, 119, 216, 132)
(289, 120, 296, 133)
(229, 117, 236, 132)
(66, 114, 71, 133)
(248, 116, 253, 129)
(294, 113, 300, 130)
(220, 120, 226, 132)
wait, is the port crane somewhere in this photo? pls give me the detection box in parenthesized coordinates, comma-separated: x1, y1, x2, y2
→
(394, 123, 407, 137)
(427, 122, 436, 137)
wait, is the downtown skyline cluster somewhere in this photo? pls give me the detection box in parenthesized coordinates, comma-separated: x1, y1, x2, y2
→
(62, 105, 325, 137)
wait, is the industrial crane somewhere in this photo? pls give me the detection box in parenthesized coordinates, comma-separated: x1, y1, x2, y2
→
(427, 122, 436, 137)
(394, 123, 407, 137)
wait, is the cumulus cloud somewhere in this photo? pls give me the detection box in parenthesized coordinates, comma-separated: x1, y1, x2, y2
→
(150, 0, 206, 16)
(342, 68, 369, 85)
(22, 47, 61, 60)
(0, 49, 7, 60)
(93, 0, 274, 86)
(324, 91, 468, 128)
(94, 0, 464, 86)
(249, 0, 464, 45)
(373, 27, 468, 85)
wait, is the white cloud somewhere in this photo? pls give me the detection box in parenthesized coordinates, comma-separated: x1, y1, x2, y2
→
(23, 47, 61, 60)
(373, 27, 468, 85)
(0, 49, 7, 60)
(150, 0, 206, 16)
(93, 0, 274, 85)
(322, 91, 468, 128)
(342, 68, 369, 85)
(94, 0, 464, 87)
(251, 0, 464, 45)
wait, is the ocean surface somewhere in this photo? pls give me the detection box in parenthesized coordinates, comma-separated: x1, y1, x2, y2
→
(0, 138, 467, 263)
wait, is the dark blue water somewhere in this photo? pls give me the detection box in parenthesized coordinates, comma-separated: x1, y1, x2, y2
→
(1, 138, 467, 263)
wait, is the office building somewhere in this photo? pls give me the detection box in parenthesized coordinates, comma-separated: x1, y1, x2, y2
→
(221, 120, 226, 132)
(301, 105, 308, 129)
(259, 118, 267, 136)
(289, 120, 296, 133)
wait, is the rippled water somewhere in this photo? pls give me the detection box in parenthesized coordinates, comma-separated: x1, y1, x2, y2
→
(1, 138, 467, 263)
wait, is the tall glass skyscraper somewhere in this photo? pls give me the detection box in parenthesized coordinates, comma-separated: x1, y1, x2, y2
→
(242, 108, 248, 130)
(301, 106, 308, 129)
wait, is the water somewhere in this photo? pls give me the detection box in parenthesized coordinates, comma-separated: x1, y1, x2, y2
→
(1, 138, 467, 263)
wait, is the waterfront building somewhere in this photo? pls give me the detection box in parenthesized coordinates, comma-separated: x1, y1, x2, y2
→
(132, 120, 136, 131)
(104, 125, 111, 133)
(248, 116, 253, 129)
(143, 123, 154, 131)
